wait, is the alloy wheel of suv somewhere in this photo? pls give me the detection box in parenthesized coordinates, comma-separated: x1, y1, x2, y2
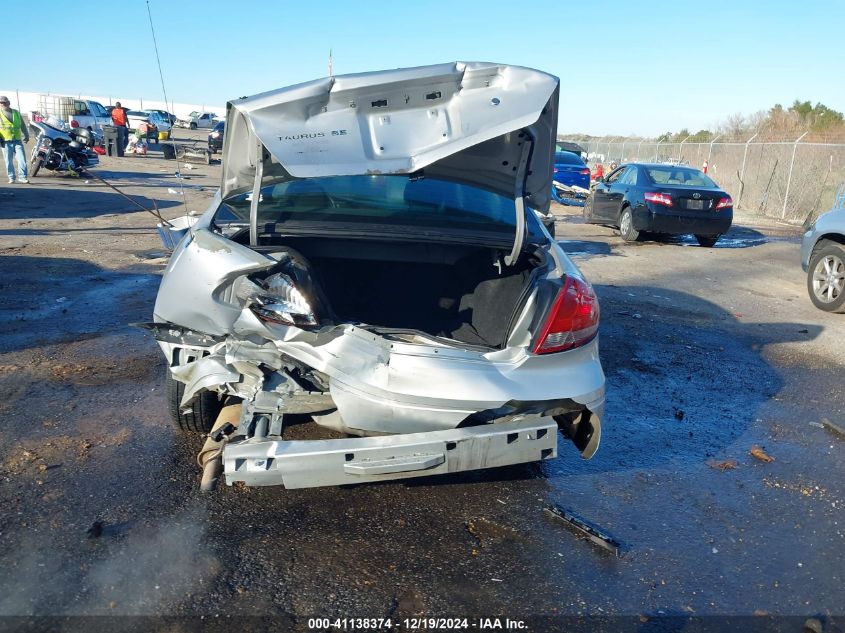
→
(808, 241, 845, 312)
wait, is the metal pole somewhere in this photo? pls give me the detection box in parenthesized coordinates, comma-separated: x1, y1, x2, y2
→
(739, 132, 758, 184)
(782, 131, 808, 219)
(637, 139, 644, 161)
(621, 139, 627, 163)
(656, 140, 661, 162)
(678, 134, 691, 163)
(707, 134, 721, 162)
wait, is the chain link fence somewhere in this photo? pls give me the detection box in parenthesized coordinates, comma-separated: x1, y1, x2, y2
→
(560, 137, 845, 224)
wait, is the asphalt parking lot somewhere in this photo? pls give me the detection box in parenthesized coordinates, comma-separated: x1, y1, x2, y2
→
(0, 135, 842, 630)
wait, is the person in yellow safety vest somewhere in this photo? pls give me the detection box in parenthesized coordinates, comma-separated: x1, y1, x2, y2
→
(0, 96, 30, 184)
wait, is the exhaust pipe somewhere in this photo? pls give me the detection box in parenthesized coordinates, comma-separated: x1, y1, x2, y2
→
(197, 404, 241, 491)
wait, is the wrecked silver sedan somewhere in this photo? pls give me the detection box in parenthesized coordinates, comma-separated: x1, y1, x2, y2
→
(146, 62, 605, 489)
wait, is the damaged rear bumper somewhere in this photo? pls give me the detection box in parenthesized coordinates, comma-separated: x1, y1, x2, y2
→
(224, 417, 564, 489)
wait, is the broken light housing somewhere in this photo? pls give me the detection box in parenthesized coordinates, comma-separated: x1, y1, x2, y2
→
(532, 275, 599, 354)
(248, 272, 318, 328)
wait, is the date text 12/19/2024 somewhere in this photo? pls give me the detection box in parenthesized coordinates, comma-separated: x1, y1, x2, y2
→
(307, 618, 528, 630)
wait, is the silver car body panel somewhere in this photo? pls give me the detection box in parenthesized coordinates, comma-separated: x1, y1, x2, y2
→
(224, 417, 559, 489)
(801, 189, 845, 271)
(152, 62, 606, 488)
(155, 228, 605, 433)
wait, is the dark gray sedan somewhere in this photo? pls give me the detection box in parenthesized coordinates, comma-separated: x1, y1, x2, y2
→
(584, 163, 733, 246)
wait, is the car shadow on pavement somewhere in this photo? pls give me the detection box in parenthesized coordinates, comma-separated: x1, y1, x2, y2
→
(0, 255, 161, 355)
(644, 224, 769, 249)
(0, 185, 183, 221)
(543, 284, 822, 479)
(627, 225, 777, 249)
(556, 239, 615, 257)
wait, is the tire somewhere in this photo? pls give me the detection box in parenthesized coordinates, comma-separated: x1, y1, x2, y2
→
(189, 122, 197, 130)
(618, 207, 640, 242)
(165, 349, 223, 433)
(582, 196, 594, 223)
(30, 156, 42, 177)
(696, 235, 720, 247)
(807, 241, 845, 312)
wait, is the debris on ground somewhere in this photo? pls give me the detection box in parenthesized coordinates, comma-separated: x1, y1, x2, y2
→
(87, 520, 104, 538)
(750, 445, 775, 463)
(803, 617, 823, 633)
(707, 458, 738, 471)
(544, 505, 623, 557)
(763, 478, 832, 500)
(673, 408, 685, 421)
(821, 418, 845, 439)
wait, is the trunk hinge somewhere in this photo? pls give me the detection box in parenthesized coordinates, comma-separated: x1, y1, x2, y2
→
(249, 138, 265, 246)
(505, 132, 534, 267)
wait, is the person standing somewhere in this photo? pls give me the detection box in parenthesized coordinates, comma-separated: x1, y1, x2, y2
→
(111, 101, 130, 152)
(0, 96, 30, 184)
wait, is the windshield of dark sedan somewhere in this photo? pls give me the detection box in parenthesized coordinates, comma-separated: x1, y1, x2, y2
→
(215, 175, 517, 234)
(644, 166, 717, 187)
(555, 151, 585, 166)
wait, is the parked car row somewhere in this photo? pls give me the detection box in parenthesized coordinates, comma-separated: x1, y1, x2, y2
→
(174, 111, 219, 129)
(552, 150, 844, 315)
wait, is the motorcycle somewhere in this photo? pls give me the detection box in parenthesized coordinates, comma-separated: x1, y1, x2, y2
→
(29, 118, 99, 177)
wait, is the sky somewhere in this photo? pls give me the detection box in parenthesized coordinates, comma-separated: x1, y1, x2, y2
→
(14, 0, 845, 137)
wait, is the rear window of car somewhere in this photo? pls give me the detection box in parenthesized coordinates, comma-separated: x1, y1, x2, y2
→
(555, 151, 585, 166)
(645, 167, 717, 187)
(215, 175, 517, 235)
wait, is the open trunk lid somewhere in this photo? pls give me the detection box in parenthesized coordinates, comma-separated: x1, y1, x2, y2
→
(221, 62, 559, 260)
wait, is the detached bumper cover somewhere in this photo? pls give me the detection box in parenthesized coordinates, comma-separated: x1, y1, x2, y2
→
(224, 417, 563, 489)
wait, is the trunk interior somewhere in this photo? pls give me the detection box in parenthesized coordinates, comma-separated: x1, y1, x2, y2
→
(251, 235, 537, 349)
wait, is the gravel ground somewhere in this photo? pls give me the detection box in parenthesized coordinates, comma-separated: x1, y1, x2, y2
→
(0, 139, 842, 631)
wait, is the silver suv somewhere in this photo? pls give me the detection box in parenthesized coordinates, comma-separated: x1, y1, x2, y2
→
(802, 184, 845, 312)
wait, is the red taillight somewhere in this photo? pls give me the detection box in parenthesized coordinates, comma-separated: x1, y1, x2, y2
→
(579, 168, 590, 175)
(532, 276, 600, 354)
(644, 192, 673, 207)
(715, 196, 733, 209)
(70, 119, 80, 128)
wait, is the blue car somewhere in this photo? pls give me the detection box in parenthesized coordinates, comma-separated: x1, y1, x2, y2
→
(551, 151, 590, 204)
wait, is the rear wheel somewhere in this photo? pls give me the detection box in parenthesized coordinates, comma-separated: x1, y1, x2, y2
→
(807, 241, 845, 312)
(619, 207, 640, 242)
(165, 349, 223, 433)
(582, 196, 595, 223)
(696, 235, 720, 247)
